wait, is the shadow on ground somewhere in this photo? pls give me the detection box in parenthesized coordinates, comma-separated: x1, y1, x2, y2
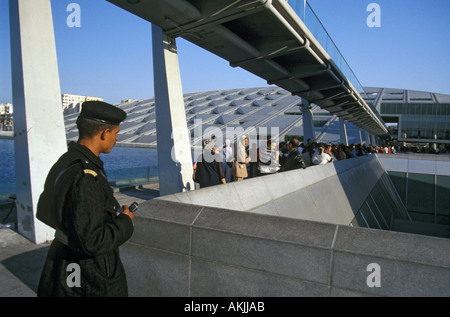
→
(1, 246, 49, 294)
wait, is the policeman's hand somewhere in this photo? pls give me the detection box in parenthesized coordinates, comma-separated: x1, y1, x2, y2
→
(121, 205, 135, 221)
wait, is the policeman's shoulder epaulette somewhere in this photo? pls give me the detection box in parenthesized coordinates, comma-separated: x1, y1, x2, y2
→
(83, 169, 98, 177)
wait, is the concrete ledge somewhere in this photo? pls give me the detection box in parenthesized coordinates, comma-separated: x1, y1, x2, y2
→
(377, 153, 450, 176)
(0, 131, 13, 139)
(122, 199, 450, 296)
(333, 225, 450, 296)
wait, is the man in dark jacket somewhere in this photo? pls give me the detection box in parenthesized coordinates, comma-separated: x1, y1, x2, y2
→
(37, 101, 135, 297)
(282, 139, 306, 172)
(194, 139, 226, 188)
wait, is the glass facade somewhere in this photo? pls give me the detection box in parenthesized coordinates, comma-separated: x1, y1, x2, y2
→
(387, 171, 450, 225)
(381, 103, 450, 116)
(436, 176, 450, 222)
(379, 102, 450, 141)
(350, 173, 410, 229)
(352, 171, 450, 230)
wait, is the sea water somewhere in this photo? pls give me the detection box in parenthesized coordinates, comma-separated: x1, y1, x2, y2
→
(0, 139, 159, 195)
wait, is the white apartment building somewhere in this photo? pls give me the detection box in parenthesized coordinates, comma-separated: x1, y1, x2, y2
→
(0, 103, 13, 115)
(61, 94, 103, 111)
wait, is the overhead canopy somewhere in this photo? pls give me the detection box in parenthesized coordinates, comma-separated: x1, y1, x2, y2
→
(107, 0, 390, 137)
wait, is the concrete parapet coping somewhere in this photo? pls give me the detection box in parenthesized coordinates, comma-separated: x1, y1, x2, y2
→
(377, 153, 450, 162)
(334, 225, 450, 269)
(377, 153, 450, 176)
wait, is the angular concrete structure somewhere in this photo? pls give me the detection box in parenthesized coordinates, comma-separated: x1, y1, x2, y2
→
(121, 154, 450, 296)
(157, 155, 385, 225)
(152, 25, 195, 196)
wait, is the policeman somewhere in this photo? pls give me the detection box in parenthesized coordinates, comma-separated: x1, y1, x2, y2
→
(37, 101, 134, 297)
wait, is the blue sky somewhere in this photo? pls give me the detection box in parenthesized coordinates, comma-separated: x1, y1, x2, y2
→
(1, 0, 449, 105)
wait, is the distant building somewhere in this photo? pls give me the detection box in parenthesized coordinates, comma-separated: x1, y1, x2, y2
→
(0, 102, 13, 131)
(0, 102, 13, 115)
(364, 87, 450, 146)
(61, 94, 103, 112)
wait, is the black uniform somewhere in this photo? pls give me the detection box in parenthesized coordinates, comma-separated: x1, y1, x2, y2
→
(37, 142, 134, 297)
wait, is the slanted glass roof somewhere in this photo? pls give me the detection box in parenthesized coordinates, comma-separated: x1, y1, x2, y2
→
(63, 86, 450, 146)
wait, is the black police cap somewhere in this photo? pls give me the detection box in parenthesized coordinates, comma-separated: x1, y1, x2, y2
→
(78, 101, 127, 125)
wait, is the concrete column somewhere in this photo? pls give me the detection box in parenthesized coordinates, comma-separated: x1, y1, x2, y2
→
(10, 0, 67, 243)
(432, 131, 437, 150)
(301, 100, 315, 143)
(371, 134, 377, 146)
(357, 128, 364, 145)
(152, 24, 194, 196)
(339, 118, 348, 145)
(365, 130, 370, 145)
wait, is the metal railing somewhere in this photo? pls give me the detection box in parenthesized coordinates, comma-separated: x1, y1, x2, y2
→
(0, 166, 160, 200)
(286, 0, 390, 129)
(287, 0, 369, 100)
(104, 166, 159, 187)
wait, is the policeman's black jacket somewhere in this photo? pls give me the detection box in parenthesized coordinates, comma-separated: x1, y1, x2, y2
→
(37, 142, 134, 297)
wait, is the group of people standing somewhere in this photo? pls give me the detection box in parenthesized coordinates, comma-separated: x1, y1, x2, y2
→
(193, 136, 306, 188)
(192, 137, 250, 188)
(286, 140, 378, 167)
(193, 136, 380, 189)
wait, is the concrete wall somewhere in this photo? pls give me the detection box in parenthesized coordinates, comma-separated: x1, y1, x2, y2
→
(121, 154, 450, 296)
(377, 153, 450, 176)
(157, 154, 385, 225)
(121, 199, 450, 296)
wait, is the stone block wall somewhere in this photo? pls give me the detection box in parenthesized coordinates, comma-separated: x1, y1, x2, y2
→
(121, 199, 450, 296)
